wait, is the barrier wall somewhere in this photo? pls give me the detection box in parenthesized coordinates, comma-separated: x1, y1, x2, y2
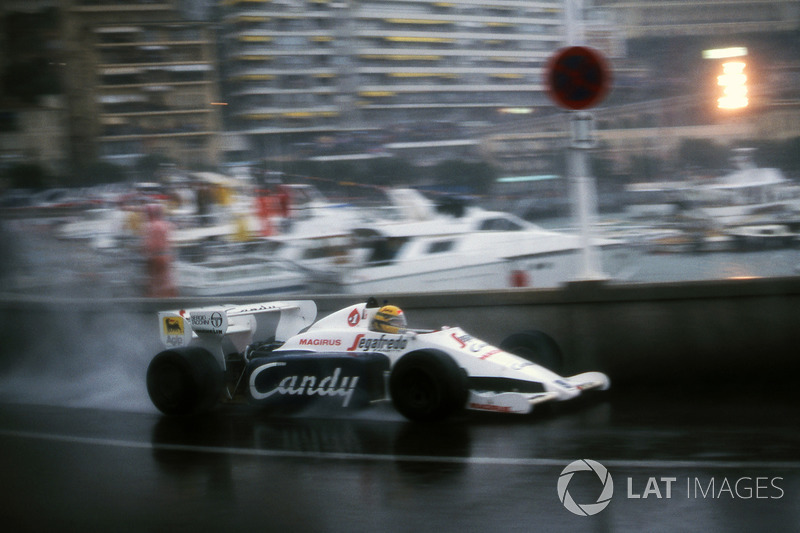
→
(2, 277, 800, 390)
(372, 278, 800, 389)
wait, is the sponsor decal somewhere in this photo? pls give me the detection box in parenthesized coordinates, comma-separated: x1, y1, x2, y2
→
(298, 338, 342, 347)
(451, 332, 493, 356)
(249, 362, 360, 407)
(191, 312, 223, 329)
(189, 311, 225, 335)
(346, 334, 408, 352)
(163, 316, 186, 346)
(165, 336, 185, 347)
(238, 304, 278, 313)
(469, 402, 513, 413)
(480, 348, 501, 360)
(163, 316, 184, 335)
(555, 379, 577, 390)
(450, 332, 469, 348)
(346, 334, 364, 351)
(347, 308, 361, 327)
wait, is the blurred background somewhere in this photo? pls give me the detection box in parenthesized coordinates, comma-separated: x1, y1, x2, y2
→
(2, 0, 800, 298)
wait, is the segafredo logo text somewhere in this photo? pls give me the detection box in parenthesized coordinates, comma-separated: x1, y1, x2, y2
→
(346, 334, 408, 352)
(557, 459, 614, 516)
(249, 362, 360, 407)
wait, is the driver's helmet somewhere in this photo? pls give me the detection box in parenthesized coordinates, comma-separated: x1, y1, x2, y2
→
(370, 305, 407, 334)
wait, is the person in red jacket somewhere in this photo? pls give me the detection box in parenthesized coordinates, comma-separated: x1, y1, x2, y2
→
(143, 204, 176, 297)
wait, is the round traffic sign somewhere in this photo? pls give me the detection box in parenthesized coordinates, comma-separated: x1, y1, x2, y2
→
(545, 46, 611, 110)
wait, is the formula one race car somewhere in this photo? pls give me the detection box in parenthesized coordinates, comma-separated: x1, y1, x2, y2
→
(147, 298, 609, 421)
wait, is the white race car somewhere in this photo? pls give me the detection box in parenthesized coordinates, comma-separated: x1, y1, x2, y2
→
(147, 298, 609, 421)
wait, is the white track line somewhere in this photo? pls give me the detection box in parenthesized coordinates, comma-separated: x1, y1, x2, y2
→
(1, 428, 799, 470)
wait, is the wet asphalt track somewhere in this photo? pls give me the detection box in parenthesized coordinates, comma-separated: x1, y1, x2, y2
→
(0, 389, 798, 533)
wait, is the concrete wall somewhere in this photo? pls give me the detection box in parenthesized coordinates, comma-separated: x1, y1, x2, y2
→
(377, 278, 800, 389)
(2, 277, 800, 391)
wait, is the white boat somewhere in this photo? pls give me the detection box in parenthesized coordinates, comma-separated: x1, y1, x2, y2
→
(315, 191, 625, 294)
(683, 150, 800, 227)
(174, 243, 310, 297)
(253, 187, 459, 275)
(625, 181, 694, 219)
(171, 183, 370, 297)
(626, 150, 800, 229)
(57, 207, 128, 249)
(687, 171, 800, 227)
(726, 224, 798, 250)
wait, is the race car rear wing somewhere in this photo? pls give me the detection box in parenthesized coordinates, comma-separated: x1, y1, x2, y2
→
(158, 300, 317, 359)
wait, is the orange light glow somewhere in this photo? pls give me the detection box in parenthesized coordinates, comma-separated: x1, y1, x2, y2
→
(717, 61, 748, 110)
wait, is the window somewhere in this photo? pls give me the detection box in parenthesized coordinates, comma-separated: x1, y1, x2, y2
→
(479, 217, 524, 231)
(366, 237, 407, 264)
(427, 240, 454, 254)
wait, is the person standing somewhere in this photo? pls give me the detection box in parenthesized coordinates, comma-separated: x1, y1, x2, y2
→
(143, 204, 176, 297)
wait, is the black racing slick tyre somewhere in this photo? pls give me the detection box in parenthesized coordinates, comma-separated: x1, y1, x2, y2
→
(389, 350, 468, 422)
(500, 330, 564, 373)
(146, 347, 224, 416)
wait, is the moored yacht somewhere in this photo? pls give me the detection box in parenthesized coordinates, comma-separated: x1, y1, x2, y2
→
(316, 193, 624, 293)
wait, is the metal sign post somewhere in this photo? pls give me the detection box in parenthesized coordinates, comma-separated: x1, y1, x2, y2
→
(568, 112, 604, 280)
(544, 44, 611, 281)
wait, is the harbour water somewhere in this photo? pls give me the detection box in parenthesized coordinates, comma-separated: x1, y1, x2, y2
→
(617, 247, 800, 284)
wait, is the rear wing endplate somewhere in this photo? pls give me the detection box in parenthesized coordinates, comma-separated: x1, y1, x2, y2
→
(158, 300, 317, 354)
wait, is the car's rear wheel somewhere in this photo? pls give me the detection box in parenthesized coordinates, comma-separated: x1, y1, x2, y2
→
(147, 347, 223, 416)
(389, 350, 468, 421)
(500, 330, 564, 373)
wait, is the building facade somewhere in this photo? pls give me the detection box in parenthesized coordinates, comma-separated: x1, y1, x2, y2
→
(61, 0, 223, 170)
(485, 0, 800, 174)
(3, 1, 799, 178)
(594, 0, 800, 39)
(219, 0, 567, 161)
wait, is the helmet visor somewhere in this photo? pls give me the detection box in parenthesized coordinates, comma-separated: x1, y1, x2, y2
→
(386, 315, 406, 331)
(376, 310, 406, 332)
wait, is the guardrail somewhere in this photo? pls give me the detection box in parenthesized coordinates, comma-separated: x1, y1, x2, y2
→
(2, 276, 800, 390)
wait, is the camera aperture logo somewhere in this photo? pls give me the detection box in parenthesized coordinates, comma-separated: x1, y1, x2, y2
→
(557, 459, 614, 516)
(557, 460, 785, 516)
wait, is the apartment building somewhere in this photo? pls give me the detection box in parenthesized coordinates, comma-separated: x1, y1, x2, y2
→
(7, 1, 797, 175)
(219, 0, 568, 159)
(61, 0, 222, 170)
(594, 0, 800, 39)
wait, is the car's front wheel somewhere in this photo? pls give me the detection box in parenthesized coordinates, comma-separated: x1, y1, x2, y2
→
(500, 330, 564, 373)
(147, 347, 223, 416)
(389, 350, 468, 422)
